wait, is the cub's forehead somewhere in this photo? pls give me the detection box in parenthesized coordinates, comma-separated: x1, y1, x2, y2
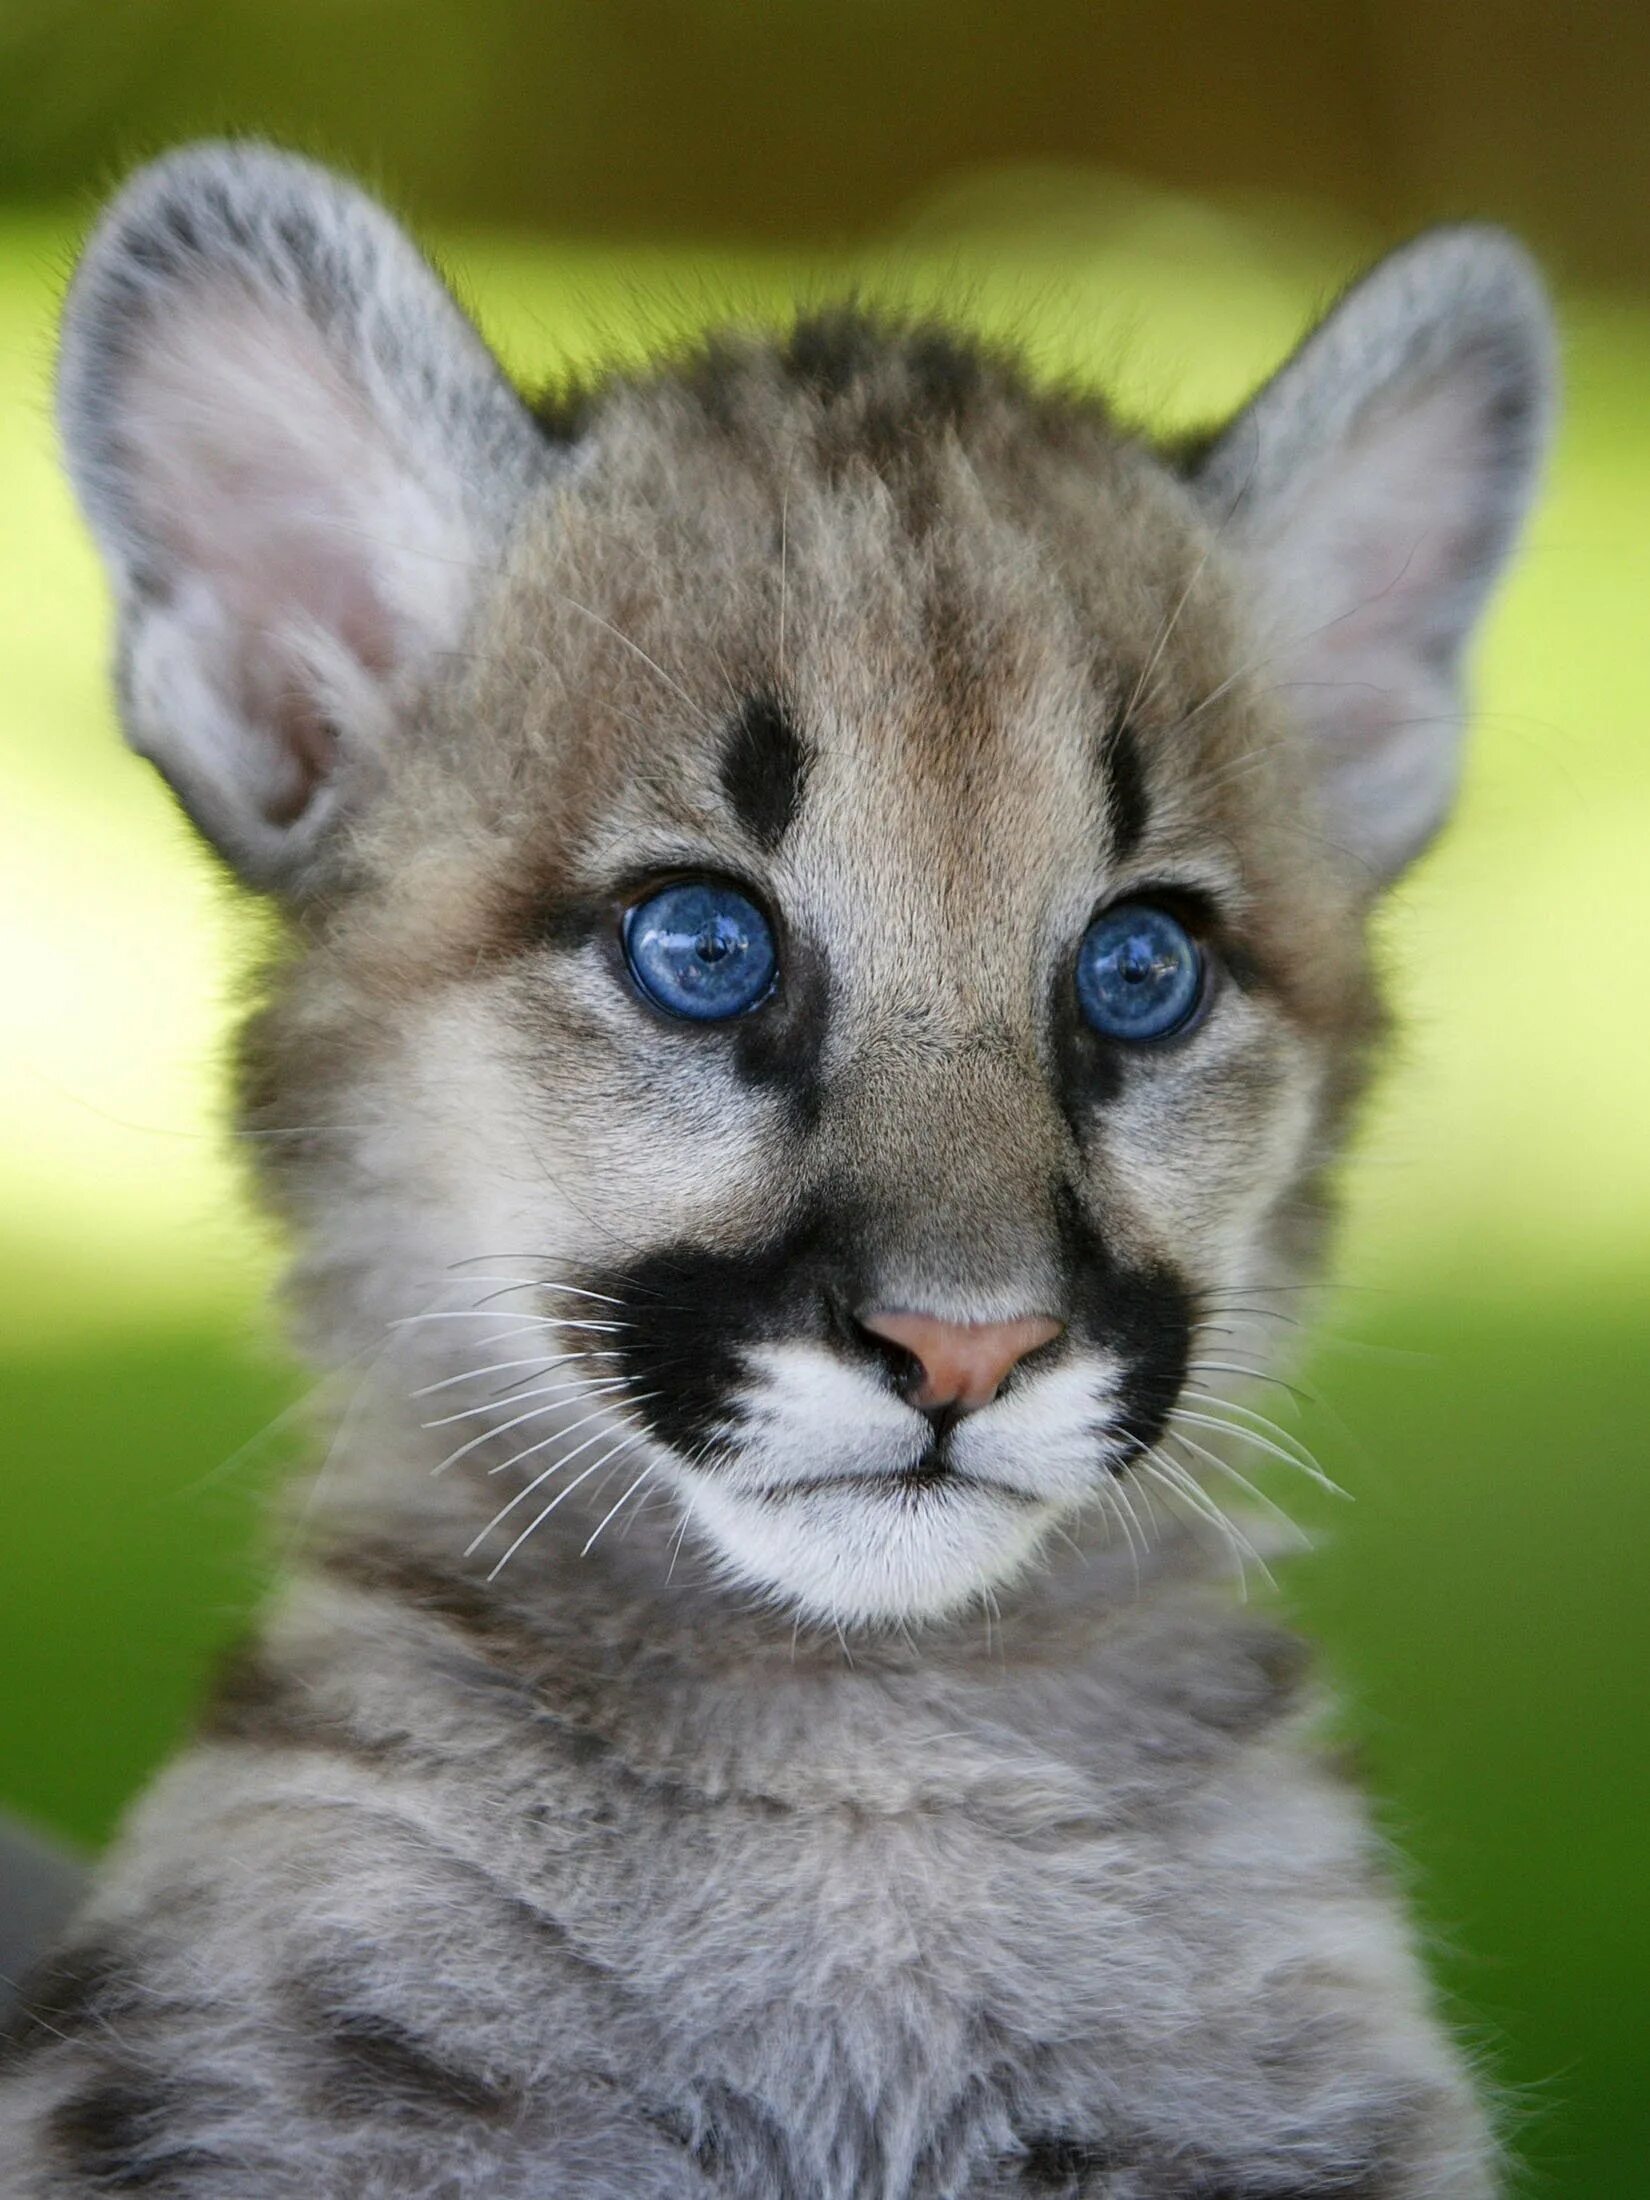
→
(440, 342, 1255, 901)
(349, 323, 1356, 1032)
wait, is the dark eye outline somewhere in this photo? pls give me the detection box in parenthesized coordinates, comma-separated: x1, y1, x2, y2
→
(618, 872, 781, 1024)
(1073, 896, 1213, 1045)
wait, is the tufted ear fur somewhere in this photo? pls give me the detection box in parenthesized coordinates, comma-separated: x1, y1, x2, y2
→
(57, 143, 552, 895)
(1191, 227, 1556, 885)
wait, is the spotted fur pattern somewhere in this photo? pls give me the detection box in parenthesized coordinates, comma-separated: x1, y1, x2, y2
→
(1, 144, 1554, 2194)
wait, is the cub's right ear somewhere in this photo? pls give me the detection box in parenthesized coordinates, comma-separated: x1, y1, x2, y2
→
(58, 142, 552, 895)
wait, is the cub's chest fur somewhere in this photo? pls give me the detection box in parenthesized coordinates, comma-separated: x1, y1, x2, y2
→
(258, 1551, 1391, 2197)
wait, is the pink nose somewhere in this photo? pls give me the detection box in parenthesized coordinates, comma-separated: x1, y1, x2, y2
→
(859, 1309, 1064, 1413)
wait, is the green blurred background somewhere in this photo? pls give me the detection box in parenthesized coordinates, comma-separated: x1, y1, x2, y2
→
(2, 3, 1647, 2189)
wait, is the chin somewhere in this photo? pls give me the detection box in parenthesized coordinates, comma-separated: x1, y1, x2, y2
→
(674, 1468, 1060, 1629)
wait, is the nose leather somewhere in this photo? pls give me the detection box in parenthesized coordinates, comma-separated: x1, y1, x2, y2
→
(859, 1310, 1064, 1412)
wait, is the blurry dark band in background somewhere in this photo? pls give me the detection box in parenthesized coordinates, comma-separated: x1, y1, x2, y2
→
(4, 0, 1645, 286)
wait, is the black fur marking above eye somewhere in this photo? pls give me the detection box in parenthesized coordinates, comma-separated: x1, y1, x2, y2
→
(1102, 714, 1151, 863)
(720, 692, 811, 851)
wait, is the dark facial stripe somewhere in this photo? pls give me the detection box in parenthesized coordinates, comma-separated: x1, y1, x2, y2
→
(1054, 1185, 1192, 1467)
(1102, 713, 1151, 863)
(585, 1190, 1191, 1489)
(1050, 940, 1129, 1114)
(719, 692, 811, 851)
(580, 1204, 868, 1461)
(725, 925, 831, 1125)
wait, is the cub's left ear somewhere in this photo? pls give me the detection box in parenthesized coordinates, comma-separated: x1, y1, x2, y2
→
(1190, 226, 1556, 884)
(57, 142, 554, 897)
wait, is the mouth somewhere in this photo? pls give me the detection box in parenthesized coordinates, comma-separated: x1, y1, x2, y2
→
(677, 1427, 1066, 1626)
(746, 1446, 1046, 1509)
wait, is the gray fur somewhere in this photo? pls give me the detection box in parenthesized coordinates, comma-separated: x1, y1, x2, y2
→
(56, 142, 550, 892)
(1191, 226, 1555, 879)
(1, 145, 1555, 2195)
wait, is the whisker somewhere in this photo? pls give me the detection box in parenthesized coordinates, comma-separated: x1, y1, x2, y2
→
(1166, 1407, 1347, 1497)
(1123, 531, 1220, 727)
(411, 1318, 615, 1357)
(483, 1390, 650, 1476)
(777, 470, 791, 690)
(475, 1392, 664, 1505)
(1100, 1474, 1151, 1577)
(581, 1459, 659, 1558)
(1179, 1385, 1315, 1451)
(1139, 1451, 1273, 1594)
(1165, 551, 1427, 744)
(438, 1275, 633, 1311)
(390, 1311, 633, 1332)
(618, 1479, 662, 1545)
(410, 1351, 611, 1399)
(422, 1372, 624, 1429)
(1134, 1452, 1238, 1566)
(1193, 1301, 1304, 1329)
(462, 1411, 656, 1557)
(444, 1262, 631, 1309)
(1185, 1359, 1315, 1405)
(1162, 1429, 1308, 1548)
(1122, 1465, 1165, 1540)
(431, 1382, 632, 1476)
(544, 586, 713, 728)
(1178, 1387, 1329, 1468)
(484, 1417, 662, 1579)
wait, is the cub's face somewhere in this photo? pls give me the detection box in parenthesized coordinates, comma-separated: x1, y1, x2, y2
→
(278, 406, 1370, 1624)
(60, 150, 1552, 1623)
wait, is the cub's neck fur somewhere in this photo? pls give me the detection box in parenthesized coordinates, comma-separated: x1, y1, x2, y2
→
(0, 141, 1553, 2197)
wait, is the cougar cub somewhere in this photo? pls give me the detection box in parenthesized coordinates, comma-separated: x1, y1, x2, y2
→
(0, 144, 1552, 2197)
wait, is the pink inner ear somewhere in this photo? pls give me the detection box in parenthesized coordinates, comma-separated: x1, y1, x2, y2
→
(238, 651, 337, 826)
(1291, 370, 1501, 662)
(1238, 364, 1520, 877)
(120, 290, 418, 825)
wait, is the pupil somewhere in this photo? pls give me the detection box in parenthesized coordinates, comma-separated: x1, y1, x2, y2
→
(695, 924, 734, 966)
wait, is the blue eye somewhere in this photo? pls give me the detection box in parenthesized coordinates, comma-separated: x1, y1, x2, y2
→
(1075, 901, 1205, 1041)
(622, 879, 778, 1022)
